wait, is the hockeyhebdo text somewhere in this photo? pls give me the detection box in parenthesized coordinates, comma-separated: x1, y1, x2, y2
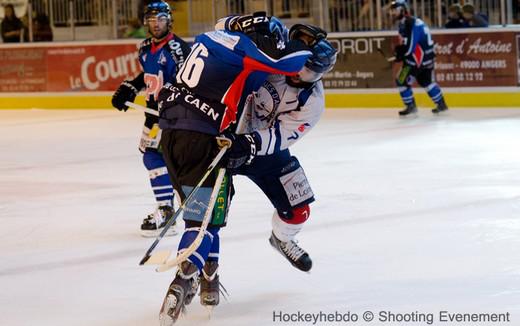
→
(272, 310, 512, 325)
(70, 52, 140, 91)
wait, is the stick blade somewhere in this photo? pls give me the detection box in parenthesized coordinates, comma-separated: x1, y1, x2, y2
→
(140, 250, 171, 266)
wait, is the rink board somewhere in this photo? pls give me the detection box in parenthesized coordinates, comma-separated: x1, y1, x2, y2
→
(0, 89, 519, 109)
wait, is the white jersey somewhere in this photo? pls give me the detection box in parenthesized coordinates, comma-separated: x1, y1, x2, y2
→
(236, 74, 324, 156)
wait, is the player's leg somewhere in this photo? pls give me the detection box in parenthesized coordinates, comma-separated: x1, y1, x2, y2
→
(396, 65, 418, 116)
(244, 151, 315, 272)
(200, 228, 221, 306)
(139, 116, 176, 237)
(159, 129, 231, 321)
(141, 148, 176, 237)
(417, 68, 448, 114)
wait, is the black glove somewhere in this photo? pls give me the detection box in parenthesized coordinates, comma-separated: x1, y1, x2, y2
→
(394, 44, 407, 62)
(232, 11, 270, 36)
(222, 132, 261, 169)
(111, 73, 145, 111)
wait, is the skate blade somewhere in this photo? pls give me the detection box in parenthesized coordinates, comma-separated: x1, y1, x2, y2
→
(398, 112, 418, 118)
(141, 227, 178, 238)
(205, 306, 214, 319)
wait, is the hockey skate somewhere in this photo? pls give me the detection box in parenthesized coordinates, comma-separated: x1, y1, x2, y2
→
(141, 205, 177, 237)
(432, 98, 448, 114)
(398, 100, 418, 117)
(269, 232, 312, 272)
(200, 261, 220, 307)
(159, 261, 199, 326)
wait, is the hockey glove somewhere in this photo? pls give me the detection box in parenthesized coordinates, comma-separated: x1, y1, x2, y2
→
(232, 11, 270, 36)
(222, 132, 261, 169)
(394, 44, 407, 62)
(111, 73, 145, 111)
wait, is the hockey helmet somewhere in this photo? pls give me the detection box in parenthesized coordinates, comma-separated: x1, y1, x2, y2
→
(144, 1, 172, 25)
(390, 0, 409, 20)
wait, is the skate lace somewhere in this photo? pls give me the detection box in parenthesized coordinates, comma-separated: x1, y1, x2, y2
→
(281, 240, 305, 261)
(144, 207, 164, 226)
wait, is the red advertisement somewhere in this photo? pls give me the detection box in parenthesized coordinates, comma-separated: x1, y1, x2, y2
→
(0, 42, 141, 92)
(0, 47, 47, 92)
(46, 44, 141, 91)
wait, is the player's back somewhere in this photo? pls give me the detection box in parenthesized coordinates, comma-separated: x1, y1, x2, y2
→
(160, 29, 311, 134)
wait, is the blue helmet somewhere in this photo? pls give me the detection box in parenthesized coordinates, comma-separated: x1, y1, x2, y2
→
(144, 1, 172, 23)
(299, 39, 337, 83)
(269, 16, 289, 49)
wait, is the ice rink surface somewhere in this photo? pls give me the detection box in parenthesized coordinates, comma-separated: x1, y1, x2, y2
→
(1, 108, 520, 326)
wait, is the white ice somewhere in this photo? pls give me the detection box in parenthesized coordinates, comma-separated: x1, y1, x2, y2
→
(1, 108, 520, 326)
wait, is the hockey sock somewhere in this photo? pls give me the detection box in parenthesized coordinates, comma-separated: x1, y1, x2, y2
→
(398, 86, 415, 105)
(272, 205, 310, 242)
(206, 227, 220, 263)
(425, 82, 444, 104)
(177, 226, 216, 271)
(144, 150, 174, 207)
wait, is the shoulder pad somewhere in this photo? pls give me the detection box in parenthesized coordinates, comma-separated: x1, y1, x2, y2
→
(138, 38, 153, 53)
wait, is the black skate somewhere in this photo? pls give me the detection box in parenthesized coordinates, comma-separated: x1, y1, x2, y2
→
(141, 205, 177, 237)
(398, 100, 418, 116)
(159, 261, 199, 326)
(269, 232, 312, 272)
(432, 98, 448, 114)
(200, 261, 220, 307)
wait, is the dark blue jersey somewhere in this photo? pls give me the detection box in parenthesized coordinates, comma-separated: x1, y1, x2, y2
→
(138, 33, 191, 109)
(159, 29, 311, 134)
(397, 16, 435, 68)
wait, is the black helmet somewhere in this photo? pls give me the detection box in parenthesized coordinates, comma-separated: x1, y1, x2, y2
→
(390, 0, 409, 11)
(144, 1, 172, 24)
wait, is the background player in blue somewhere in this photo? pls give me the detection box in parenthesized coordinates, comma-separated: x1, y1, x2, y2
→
(111, 1, 190, 237)
(390, 0, 448, 116)
(156, 12, 312, 324)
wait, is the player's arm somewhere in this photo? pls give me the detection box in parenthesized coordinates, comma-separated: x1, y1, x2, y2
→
(394, 18, 416, 61)
(256, 84, 324, 155)
(166, 35, 192, 83)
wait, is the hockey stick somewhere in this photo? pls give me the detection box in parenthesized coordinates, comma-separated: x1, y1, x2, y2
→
(139, 145, 229, 265)
(376, 47, 396, 63)
(156, 167, 226, 273)
(124, 101, 159, 116)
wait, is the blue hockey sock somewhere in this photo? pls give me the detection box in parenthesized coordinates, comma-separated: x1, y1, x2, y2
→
(206, 227, 220, 263)
(398, 86, 415, 105)
(425, 83, 444, 104)
(143, 150, 174, 207)
(177, 227, 216, 271)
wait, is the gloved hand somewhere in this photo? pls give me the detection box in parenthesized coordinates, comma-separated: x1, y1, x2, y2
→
(112, 81, 139, 111)
(394, 44, 407, 62)
(232, 11, 270, 36)
(220, 132, 261, 169)
(112, 73, 145, 111)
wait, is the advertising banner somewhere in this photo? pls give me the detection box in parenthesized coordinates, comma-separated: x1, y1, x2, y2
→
(0, 43, 140, 92)
(324, 30, 520, 89)
(1, 30, 519, 93)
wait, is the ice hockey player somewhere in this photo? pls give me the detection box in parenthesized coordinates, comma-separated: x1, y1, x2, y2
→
(390, 0, 448, 116)
(233, 24, 337, 275)
(111, 1, 190, 237)
(155, 12, 313, 325)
